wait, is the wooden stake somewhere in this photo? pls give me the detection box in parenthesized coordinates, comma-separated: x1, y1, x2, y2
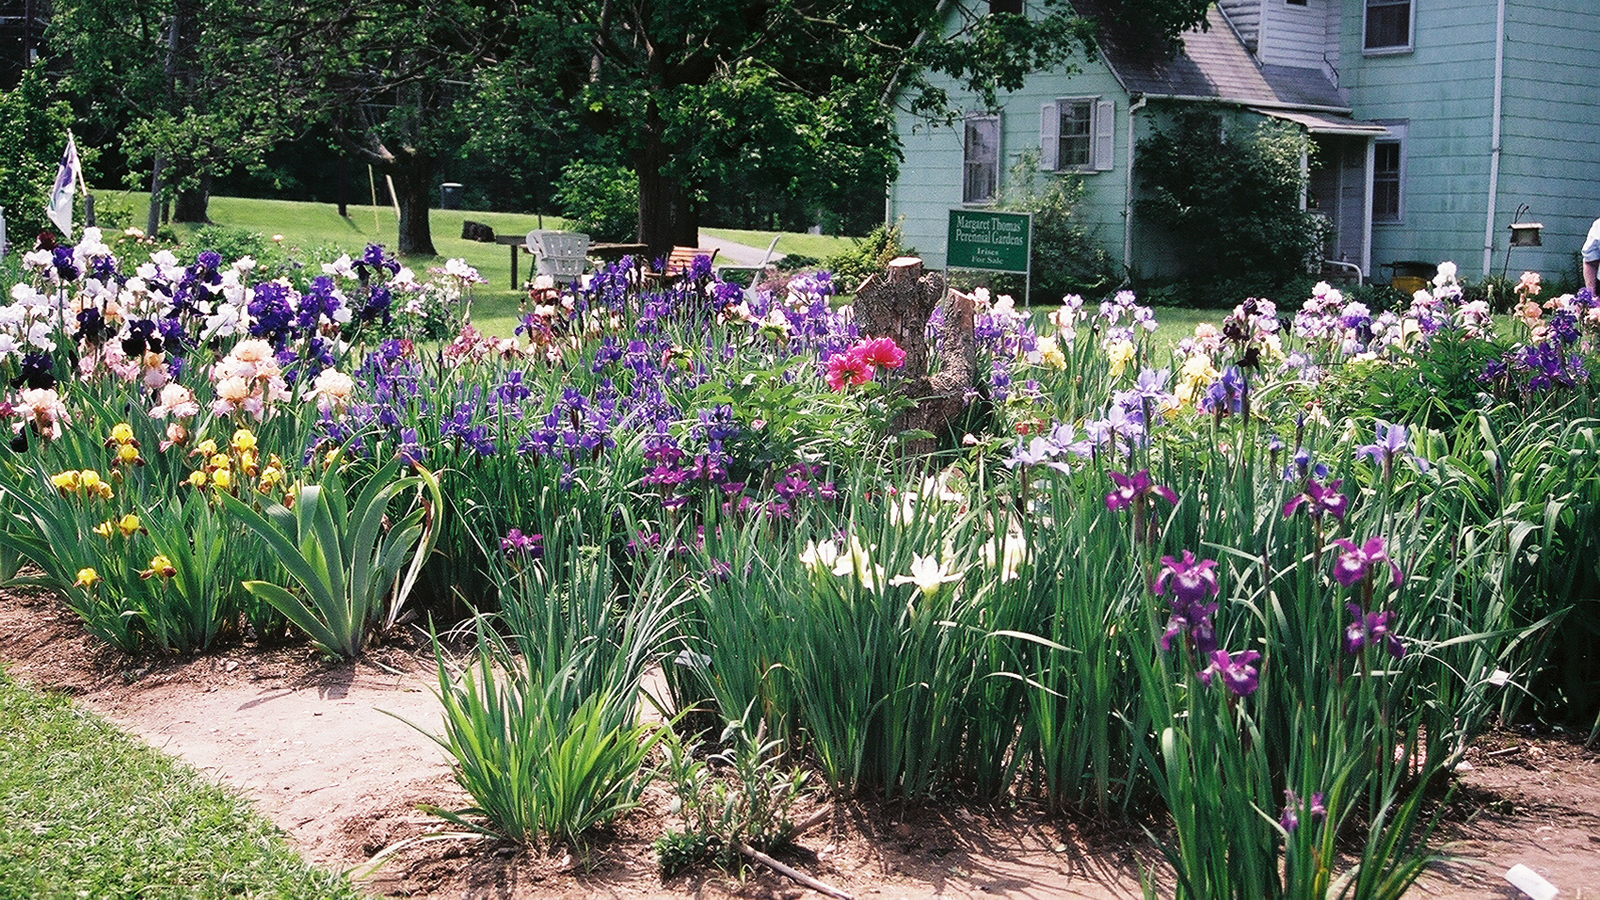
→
(735, 842, 853, 900)
(368, 165, 380, 233)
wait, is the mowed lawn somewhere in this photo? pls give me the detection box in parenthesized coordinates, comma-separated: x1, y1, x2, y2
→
(0, 671, 358, 900)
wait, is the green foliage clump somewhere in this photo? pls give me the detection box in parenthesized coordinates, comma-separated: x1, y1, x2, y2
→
(185, 224, 273, 265)
(994, 151, 1118, 304)
(553, 160, 639, 243)
(1325, 336, 1509, 432)
(656, 720, 811, 876)
(1137, 110, 1326, 294)
(823, 220, 910, 289)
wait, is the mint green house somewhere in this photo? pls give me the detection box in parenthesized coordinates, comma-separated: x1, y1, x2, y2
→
(889, 0, 1600, 286)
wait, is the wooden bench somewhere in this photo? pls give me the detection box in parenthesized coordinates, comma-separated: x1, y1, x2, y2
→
(648, 246, 719, 284)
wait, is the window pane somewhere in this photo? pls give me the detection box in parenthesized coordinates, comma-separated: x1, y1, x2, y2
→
(1059, 101, 1091, 169)
(964, 117, 999, 203)
(1373, 141, 1401, 222)
(989, 0, 1023, 15)
(1365, 0, 1410, 49)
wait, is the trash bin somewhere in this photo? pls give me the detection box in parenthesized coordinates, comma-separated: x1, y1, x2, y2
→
(439, 183, 464, 210)
(1386, 260, 1433, 296)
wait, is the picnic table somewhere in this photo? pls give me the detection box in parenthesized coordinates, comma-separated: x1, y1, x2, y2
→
(494, 237, 649, 288)
(494, 234, 529, 288)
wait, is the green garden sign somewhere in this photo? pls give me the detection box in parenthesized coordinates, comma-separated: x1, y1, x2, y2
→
(947, 209, 1031, 274)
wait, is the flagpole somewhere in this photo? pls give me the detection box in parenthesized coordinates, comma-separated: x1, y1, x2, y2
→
(68, 129, 95, 227)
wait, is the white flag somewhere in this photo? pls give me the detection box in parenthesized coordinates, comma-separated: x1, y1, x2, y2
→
(46, 134, 81, 239)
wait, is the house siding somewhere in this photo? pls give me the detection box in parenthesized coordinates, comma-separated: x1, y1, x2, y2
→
(1343, 0, 1600, 280)
(1495, 0, 1600, 281)
(890, 0, 1600, 290)
(891, 58, 1130, 271)
(1259, 0, 1335, 71)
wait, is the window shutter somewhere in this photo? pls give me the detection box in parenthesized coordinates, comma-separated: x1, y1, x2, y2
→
(1093, 99, 1115, 171)
(1040, 102, 1059, 171)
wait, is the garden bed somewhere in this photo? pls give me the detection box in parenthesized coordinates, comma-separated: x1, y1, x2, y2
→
(2, 583, 1594, 899)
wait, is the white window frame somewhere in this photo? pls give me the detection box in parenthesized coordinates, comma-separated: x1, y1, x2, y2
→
(1040, 97, 1114, 173)
(963, 114, 1001, 206)
(1371, 121, 1407, 225)
(1363, 0, 1414, 54)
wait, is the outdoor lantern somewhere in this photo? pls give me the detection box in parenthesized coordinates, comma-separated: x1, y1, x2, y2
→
(1508, 221, 1543, 247)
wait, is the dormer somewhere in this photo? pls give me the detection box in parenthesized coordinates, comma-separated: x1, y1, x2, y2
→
(1218, 0, 1343, 86)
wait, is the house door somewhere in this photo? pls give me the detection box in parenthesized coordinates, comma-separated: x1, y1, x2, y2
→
(1308, 136, 1372, 275)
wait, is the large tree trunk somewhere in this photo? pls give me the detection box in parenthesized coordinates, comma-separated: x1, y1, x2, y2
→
(388, 152, 436, 257)
(635, 99, 698, 261)
(172, 172, 210, 223)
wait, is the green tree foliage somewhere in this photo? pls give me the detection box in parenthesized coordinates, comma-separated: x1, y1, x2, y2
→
(1136, 109, 1326, 286)
(227, 0, 526, 256)
(0, 66, 74, 241)
(553, 160, 639, 243)
(519, 0, 1211, 257)
(51, 0, 291, 226)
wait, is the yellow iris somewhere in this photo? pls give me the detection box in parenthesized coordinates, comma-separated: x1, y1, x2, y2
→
(141, 555, 177, 579)
(116, 513, 142, 536)
(231, 428, 258, 453)
(51, 470, 80, 494)
(92, 520, 113, 539)
(117, 443, 142, 464)
(213, 469, 233, 490)
(1106, 339, 1136, 378)
(74, 568, 101, 588)
(109, 422, 135, 444)
(187, 470, 208, 488)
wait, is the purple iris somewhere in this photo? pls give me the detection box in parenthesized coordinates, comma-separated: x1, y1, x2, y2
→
(500, 528, 544, 559)
(1345, 603, 1405, 658)
(1282, 478, 1349, 521)
(1105, 469, 1178, 512)
(1006, 436, 1071, 473)
(1154, 550, 1220, 608)
(1356, 420, 1411, 467)
(1280, 790, 1327, 834)
(1330, 536, 1403, 588)
(1155, 551, 1221, 654)
(1198, 648, 1261, 697)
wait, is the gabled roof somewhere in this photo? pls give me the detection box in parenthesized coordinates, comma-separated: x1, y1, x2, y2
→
(1070, 0, 1348, 112)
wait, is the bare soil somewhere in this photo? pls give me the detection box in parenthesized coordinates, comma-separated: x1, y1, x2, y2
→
(2, 586, 1595, 900)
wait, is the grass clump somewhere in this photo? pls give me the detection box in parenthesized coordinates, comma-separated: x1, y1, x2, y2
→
(0, 672, 359, 900)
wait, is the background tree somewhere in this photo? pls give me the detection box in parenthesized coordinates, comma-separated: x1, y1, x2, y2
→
(226, 0, 527, 256)
(50, 0, 289, 229)
(529, 0, 1211, 258)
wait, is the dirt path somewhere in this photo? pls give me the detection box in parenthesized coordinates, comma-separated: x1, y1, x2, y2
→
(1, 586, 1595, 899)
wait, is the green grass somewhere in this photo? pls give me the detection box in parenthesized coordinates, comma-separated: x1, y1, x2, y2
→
(0, 671, 360, 900)
(700, 227, 854, 262)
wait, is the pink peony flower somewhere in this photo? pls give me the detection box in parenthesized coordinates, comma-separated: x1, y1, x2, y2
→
(826, 351, 874, 392)
(858, 337, 906, 370)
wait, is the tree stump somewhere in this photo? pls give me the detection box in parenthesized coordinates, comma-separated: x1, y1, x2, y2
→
(852, 257, 979, 455)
